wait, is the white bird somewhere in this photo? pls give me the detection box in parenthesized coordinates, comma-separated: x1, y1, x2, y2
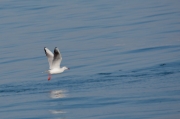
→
(44, 47, 69, 80)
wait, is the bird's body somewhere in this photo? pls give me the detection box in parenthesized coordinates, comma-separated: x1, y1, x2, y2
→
(47, 67, 68, 74)
(44, 47, 69, 80)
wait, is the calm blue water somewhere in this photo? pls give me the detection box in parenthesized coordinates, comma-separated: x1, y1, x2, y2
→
(0, 0, 180, 119)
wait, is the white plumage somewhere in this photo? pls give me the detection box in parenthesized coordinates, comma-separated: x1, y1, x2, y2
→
(44, 47, 69, 80)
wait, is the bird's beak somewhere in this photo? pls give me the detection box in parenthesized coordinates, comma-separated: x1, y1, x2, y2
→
(68, 68, 70, 70)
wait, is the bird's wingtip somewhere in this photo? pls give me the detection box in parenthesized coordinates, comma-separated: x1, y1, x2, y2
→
(44, 47, 47, 54)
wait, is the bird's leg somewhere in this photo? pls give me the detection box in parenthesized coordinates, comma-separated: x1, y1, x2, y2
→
(48, 74, 51, 81)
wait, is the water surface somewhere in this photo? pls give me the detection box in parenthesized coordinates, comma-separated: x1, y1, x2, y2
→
(0, 0, 180, 119)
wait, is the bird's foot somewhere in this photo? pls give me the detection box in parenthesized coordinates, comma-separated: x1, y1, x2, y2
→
(48, 74, 51, 81)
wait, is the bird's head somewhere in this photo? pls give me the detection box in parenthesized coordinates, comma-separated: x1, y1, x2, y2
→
(63, 66, 70, 71)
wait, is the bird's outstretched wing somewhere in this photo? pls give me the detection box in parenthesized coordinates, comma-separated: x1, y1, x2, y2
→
(52, 47, 62, 69)
(44, 47, 54, 69)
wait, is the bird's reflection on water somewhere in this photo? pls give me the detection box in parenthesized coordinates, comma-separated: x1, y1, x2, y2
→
(50, 90, 68, 99)
(50, 110, 66, 114)
(49, 89, 68, 118)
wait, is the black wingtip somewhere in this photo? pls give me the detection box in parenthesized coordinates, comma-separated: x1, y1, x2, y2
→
(44, 47, 47, 55)
(54, 47, 59, 55)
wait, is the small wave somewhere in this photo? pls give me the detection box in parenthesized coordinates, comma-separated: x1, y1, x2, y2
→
(156, 71, 174, 76)
(126, 45, 180, 54)
(98, 73, 112, 75)
(0, 83, 38, 94)
(160, 63, 166, 66)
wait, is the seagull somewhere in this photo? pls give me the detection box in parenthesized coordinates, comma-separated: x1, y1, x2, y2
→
(44, 47, 69, 81)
